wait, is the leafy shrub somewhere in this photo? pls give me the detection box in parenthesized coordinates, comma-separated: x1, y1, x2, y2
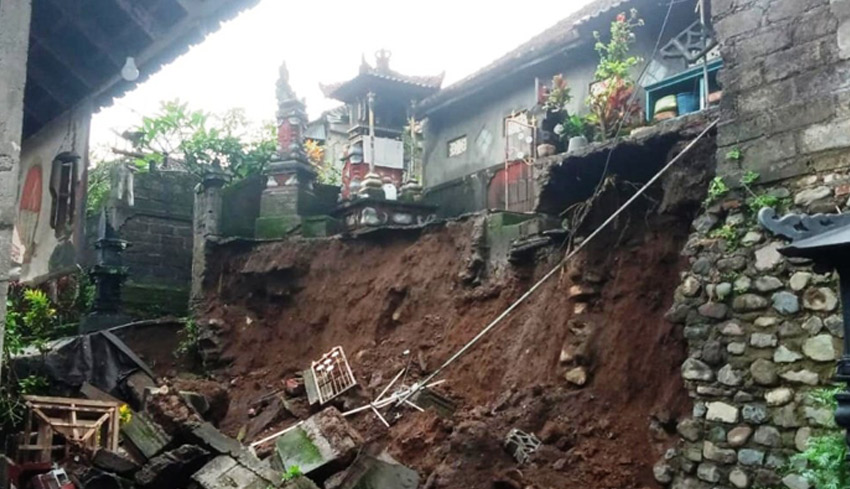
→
(792, 433, 849, 489)
(705, 177, 729, 205)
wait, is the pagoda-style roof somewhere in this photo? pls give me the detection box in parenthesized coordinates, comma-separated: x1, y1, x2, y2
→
(320, 50, 444, 103)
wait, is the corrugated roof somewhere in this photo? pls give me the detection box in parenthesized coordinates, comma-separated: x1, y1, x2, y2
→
(417, 0, 641, 115)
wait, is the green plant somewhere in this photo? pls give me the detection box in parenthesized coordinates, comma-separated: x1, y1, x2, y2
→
(747, 193, 782, 215)
(586, 10, 644, 140)
(176, 318, 204, 370)
(18, 375, 48, 395)
(543, 74, 573, 114)
(129, 100, 277, 180)
(592, 10, 645, 81)
(737, 170, 788, 215)
(783, 388, 848, 489)
(811, 386, 842, 411)
(709, 224, 740, 250)
(792, 433, 849, 489)
(705, 177, 730, 205)
(726, 147, 743, 161)
(740, 170, 759, 186)
(282, 465, 303, 482)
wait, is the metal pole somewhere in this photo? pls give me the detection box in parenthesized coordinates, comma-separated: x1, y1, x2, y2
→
(699, 0, 710, 109)
(834, 263, 850, 458)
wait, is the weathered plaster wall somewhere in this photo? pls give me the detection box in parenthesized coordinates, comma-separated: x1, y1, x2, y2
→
(657, 172, 850, 489)
(421, 7, 697, 202)
(0, 0, 32, 362)
(14, 104, 92, 284)
(713, 0, 850, 183)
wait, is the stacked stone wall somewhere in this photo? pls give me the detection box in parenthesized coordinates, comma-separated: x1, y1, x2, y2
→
(659, 171, 850, 488)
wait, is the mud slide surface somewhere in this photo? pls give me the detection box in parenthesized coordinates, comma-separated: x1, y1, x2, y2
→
(196, 183, 699, 489)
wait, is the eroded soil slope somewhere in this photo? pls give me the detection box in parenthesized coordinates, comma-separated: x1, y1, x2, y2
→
(196, 190, 696, 488)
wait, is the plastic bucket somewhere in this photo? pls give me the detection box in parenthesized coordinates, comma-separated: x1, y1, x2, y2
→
(677, 92, 699, 115)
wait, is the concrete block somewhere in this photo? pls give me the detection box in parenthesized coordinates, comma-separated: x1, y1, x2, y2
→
(736, 79, 794, 115)
(192, 455, 273, 489)
(93, 449, 141, 476)
(255, 215, 301, 239)
(325, 453, 419, 489)
(764, 41, 826, 82)
(275, 407, 362, 477)
(735, 26, 792, 59)
(189, 422, 280, 482)
(801, 117, 850, 153)
(121, 412, 173, 461)
(301, 216, 340, 238)
(134, 444, 209, 487)
(714, 7, 764, 40)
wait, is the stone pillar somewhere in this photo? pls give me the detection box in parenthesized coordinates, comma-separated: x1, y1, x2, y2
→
(0, 0, 32, 373)
(190, 169, 228, 311)
(254, 62, 317, 239)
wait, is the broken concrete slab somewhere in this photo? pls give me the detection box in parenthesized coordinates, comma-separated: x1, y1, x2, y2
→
(121, 412, 173, 461)
(191, 455, 275, 489)
(282, 477, 321, 489)
(124, 370, 157, 408)
(274, 407, 362, 477)
(325, 452, 419, 489)
(93, 449, 141, 477)
(181, 391, 211, 417)
(188, 421, 279, 482)
(81, 382, 124, 404)
(246, 395, 287, 440)
(77, 468, 136, 489)
(134, 444, 209, 487)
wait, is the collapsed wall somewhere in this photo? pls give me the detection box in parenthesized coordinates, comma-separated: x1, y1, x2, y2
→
(192, 125, 714, 488)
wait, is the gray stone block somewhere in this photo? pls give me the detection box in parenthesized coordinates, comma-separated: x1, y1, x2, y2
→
(275, 407, 363, 476)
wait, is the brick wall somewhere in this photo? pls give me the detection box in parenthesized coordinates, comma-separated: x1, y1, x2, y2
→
(86, 170, 195, 317)
(713, 0, 850, 183)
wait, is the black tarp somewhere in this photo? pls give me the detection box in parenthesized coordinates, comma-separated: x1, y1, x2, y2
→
(12, 330, 154, 399)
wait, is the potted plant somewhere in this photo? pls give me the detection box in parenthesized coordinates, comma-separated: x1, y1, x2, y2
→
(557, 115, 592, 153)
(586, 10, 644, 141)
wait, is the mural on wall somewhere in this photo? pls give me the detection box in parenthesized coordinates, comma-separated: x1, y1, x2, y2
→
(12, 164, 43, 265)
(13, 105, 91, 283)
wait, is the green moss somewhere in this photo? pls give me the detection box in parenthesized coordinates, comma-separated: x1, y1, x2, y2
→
(487, 212, 534, 230)
(276, 427, 324, 473)
(123, 283, 189, 317)
(255, 216, 301, 239)
(301, 216, 339, 238)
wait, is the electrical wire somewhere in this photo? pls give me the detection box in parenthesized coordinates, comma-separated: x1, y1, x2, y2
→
(395, 118, 718, 409)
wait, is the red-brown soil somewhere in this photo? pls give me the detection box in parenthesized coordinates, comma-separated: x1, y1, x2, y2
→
(196, 187, 696, 488)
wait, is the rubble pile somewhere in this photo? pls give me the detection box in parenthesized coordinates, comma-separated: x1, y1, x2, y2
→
(2, 347, 425, 489)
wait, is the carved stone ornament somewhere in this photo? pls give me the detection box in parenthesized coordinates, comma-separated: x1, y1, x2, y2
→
(758, 207, 850, 242)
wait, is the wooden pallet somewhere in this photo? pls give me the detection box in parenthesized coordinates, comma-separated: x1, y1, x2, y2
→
(18, 395, 122, 463)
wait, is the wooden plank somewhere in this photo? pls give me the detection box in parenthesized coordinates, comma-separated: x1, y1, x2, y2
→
(110, 407, 120, 451)
(18, 445, 65, 450)
(25, 395, 121, 408)
(31, 404, 117, 414)
(80, 383, 123, 404)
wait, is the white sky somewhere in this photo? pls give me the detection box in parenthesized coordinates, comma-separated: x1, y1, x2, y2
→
(90, 0, 596, 157)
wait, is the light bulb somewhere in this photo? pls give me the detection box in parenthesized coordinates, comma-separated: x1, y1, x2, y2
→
(121, 57, 139, 81)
